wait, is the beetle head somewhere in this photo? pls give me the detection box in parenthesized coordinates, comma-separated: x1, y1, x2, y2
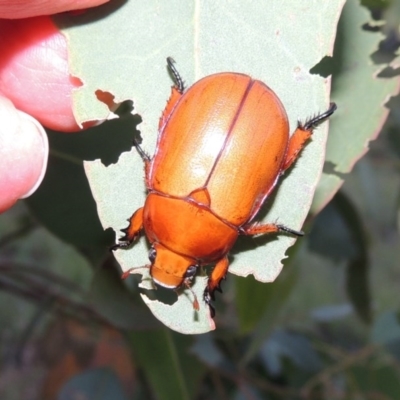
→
(149, 243, 198, 289)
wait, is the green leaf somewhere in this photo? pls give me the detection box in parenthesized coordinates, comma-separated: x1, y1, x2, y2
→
(371, 310, 400, 345)
(348, 364, 400, 399)
(371, 311, 400, 364)
(335, 192, 371, 324)
(309, 193, 360, 261)
(140, 276, 216, 334)
(310, 191, 371, 323)
(56, 1, 343, 332)
(260, 329, 323, 376)
(235, 275, 274, 335)
(311, 0, 400, 214)
(346, 256, 371, 324)
(372, 366, 400, 399)
(241, 261, 299, 363)
(190, 334, 226, 367)
(128, 330, 205, 400)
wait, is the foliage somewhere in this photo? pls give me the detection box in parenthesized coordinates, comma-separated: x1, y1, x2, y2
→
(0, 1, 400, 399)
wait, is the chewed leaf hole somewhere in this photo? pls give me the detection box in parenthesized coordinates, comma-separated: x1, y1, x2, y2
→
(141, 286, 179, 306)
(377, 66, 400, 78)
(95, 89, 136, 117)
(310, 56, 334, 78)
(322, 161, 348, 179)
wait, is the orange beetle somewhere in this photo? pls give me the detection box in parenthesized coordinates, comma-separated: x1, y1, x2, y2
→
(113, 58, 336, 316)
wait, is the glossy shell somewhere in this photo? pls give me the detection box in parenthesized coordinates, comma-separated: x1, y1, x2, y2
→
(149, 73, 289, 226)
(114, 65, 336, 310)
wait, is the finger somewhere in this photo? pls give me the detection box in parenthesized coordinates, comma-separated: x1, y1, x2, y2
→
(0, 16, 82, 132)
(0, 0, 109, 19)
(0, 96, 48, 213)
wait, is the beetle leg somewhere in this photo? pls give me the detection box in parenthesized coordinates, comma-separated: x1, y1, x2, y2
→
(167, 57, 185, 93)
(158, 87, 183, 131)
(203, 257, 229, 317)
(242, 223, 304, 237)
(133, 137, 150, 162)
(282, 102, 337, 172)
(110, 207, 144, 250)
(158, 58, 185, 130)
(132, 137, 151, 188)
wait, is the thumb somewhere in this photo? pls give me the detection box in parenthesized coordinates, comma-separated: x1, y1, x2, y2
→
(0, 96, 48, 213)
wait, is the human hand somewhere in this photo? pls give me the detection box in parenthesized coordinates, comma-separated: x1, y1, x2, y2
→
(0, 0, 109, 212)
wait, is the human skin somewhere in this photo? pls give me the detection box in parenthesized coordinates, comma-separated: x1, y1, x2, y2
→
(0, 0, 109, 212)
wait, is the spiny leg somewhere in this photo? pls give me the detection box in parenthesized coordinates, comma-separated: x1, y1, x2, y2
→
(110, 207, 144, 251)
(282, 102, 337, 172)
(204, 257, 229, 318)
(203, 224, 304, 317)
(132, 57, 188, 181)
(132, 137, 150, 163)
(242, 222, 304, 237)
(132, 136, 152, 187)
(159, 58, 186, 130)
(204, 222, 304, 317)
(166, 57, 185, 94)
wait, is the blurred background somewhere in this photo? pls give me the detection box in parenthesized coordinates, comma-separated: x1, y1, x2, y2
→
(1, 0, 400, 399)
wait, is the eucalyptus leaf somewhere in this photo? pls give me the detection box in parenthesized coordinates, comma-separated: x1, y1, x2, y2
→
(371, 310, 400, 345)
(260, 329, 323, 377)
(57, 0, 343, 332)
(311, 0, 400, 214)
(128, 330, 205, 400)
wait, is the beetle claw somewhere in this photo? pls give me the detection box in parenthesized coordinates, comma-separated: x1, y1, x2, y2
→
(109, 244, 118, 252)
(203, 288, 216, 318)
(208, 303, 216, 318)
(277, 224, 304, 237)
(110, 235, 134, 251)
(167, 57, 185, 93)
(302, 102, 337, 131)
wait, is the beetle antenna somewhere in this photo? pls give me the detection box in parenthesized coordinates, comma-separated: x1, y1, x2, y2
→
(183, 279, 200, 311)
(121, 265, 150, 280)
(167, 57, 185, 94)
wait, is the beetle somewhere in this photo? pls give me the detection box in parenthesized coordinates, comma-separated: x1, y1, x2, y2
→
(112, 57, 336, 316)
